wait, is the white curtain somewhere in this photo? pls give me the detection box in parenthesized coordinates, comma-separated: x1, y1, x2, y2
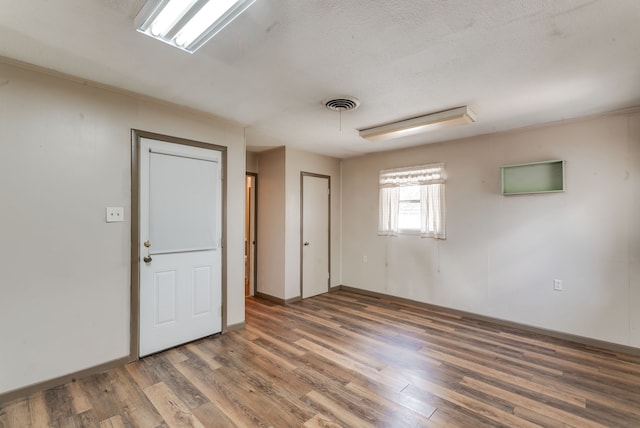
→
(379, 164, 445, 187)
(420, 183, 446, 239)
(378, 163, 446, 239)
(378, 187, 399, 236)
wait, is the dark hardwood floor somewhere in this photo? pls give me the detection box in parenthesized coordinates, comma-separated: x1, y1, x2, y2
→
(2, 290, 640, 427)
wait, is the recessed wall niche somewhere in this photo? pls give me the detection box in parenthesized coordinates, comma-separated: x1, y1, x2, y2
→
(501, 160, 565, 195)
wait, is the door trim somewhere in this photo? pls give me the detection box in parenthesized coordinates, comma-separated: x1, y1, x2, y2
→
(246, 172, 258, 296)
(299, 172, 331, 299)
(130, 129, 227, 361)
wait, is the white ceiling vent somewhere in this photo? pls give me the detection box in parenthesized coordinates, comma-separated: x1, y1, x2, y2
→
(322, 96, 360, 112)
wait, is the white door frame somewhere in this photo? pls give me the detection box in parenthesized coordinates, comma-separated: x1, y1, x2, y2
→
(130, 129, 227, 361)
(300, 172, 331, 298)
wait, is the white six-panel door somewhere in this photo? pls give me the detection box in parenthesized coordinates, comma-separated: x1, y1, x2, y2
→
(139, 138, 222, 357)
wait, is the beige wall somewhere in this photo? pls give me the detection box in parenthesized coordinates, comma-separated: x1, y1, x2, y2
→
(0, 61, 246, 395)
(341, 111, 640, 348)
(284, 147, 342, 299)
(255, 147, 342, 300)
(256, 147, 286, 298)
(246, 151, 258, 173)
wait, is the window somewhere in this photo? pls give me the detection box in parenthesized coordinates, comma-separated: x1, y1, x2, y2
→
(398, 186, 421, 230)
(378, 163, 446, 239)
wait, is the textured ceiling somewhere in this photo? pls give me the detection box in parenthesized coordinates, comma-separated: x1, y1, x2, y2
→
(0, 0, 639, 158)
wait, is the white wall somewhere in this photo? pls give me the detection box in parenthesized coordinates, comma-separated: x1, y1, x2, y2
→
(342, 111, 640, 348)
(255, 147, 342, 300)
(0, 61, 246, 395)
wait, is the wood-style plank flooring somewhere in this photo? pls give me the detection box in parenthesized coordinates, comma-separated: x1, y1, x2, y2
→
(3, 290, 640, 427)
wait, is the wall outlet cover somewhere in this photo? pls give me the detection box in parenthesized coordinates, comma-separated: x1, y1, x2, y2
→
(106, 207, 124, 223)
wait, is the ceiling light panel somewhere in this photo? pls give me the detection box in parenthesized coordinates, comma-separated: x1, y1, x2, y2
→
(359, 106, 476, 142)
(135, 0, 257, 53)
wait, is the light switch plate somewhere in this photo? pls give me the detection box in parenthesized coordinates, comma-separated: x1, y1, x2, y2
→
(553, 279, 563, 291)
(106, 207, 124, 223)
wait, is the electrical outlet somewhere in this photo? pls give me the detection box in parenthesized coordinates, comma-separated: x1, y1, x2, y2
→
(553, 279, 563, 291)
(363, 255, 368, 263)
(106, 207, 124, 223)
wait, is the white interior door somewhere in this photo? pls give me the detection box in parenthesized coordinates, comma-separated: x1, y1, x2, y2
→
(302, 174, 330, 298)
(139, 138, 222, 357)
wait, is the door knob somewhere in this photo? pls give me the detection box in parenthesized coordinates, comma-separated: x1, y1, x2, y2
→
(143, 256, 152, 263)
(144, 240, 151, 248)
(304, 242, 310, 246)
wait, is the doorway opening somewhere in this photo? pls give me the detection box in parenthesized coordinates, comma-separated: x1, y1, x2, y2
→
(245, 173, 257, 297)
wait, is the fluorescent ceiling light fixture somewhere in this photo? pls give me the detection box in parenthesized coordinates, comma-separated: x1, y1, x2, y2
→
(359, 106, 476, 142)
(135, 0, 257, 53)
